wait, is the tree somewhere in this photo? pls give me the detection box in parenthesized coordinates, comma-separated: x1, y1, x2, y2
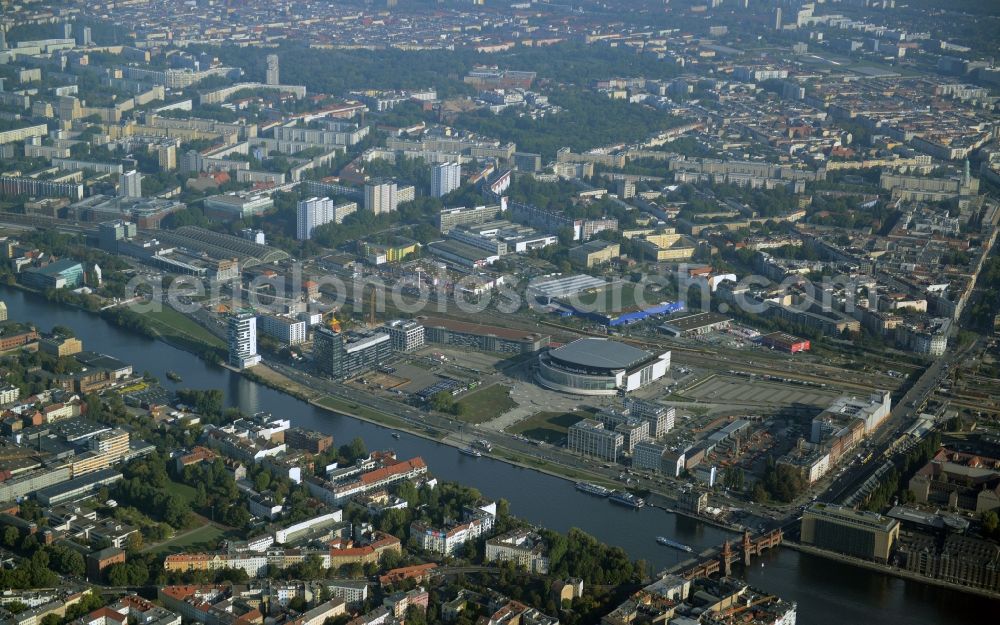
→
(341, 437, 368, 463)
(47, 544, 85, 576)
(126, 532, 144, 553)
(176, 389, 225, 420)
(195, 482, 208, 508)
(429, 391, 455, 414)
(761, 458, 806, 503)
(982, 510, 999, 537)
(723, 467, 745, 491)
(106, 563, 130, 586)
(4, 601, 27, 615)
(404, 606, 428, 625)
(2, 526, 19, 548)
(223, 504, 251, 528)
(288, 596, 308, 612)
(254, 471, 271, 493)
(751, 482, 769, 503)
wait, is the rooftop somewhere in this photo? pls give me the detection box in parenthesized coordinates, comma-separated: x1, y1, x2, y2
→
(660, 311, 730, 332)
(549, 338, 653, 370)
(417, 316, 544, 342)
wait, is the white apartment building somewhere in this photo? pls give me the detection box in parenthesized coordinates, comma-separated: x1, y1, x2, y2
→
(266, 54, 280, 86)
(228, 312, 261, 369)
(364, 180, 398, 215)
(119, 170, 142, 198)
(258, 314, 307, 345)
(485, 529, 549, 573)
(296, 197, 357, 240)
(411, 511, 494, 555)
(431, 162, 461, 197)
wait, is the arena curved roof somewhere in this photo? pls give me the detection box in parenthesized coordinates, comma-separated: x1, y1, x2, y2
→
(548, 338, 652, 371)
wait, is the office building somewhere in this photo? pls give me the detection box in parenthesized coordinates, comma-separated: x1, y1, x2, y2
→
(898, 532, 1000, 594)
(679, 490, 708, 515)
(359, 238, 419, 265)
(800, 503, 900, 563)
(203, 192, 274, 220)
(364, 180, 398, 215)
(431, 162, 461, 198)
(266, 54, 280, 86)
(119, 170, 142, 199)
(437, 205, 503, 234)
(228, 311, 261, 369)
(632, 440, 669, 472)
(98, 219, 137, 253)
(258, 314, 307, 346)
(285, 427, 334, 454)
(811, 391, 892, 443)
(662, 450, 686, 477)
(418, 316, 548, 354)
(87, 547, 125, 582)
(569, 240, 620, 267)
(513, 152, 542, 172)
(79, 26, 92, 47)
(383, 319, 425, 352)
(567, 419, 623, 462)
(20, 259, 85, 290)
(313, 326, 392, 379)
(908, 448, 1000, 513)
(296, 196, 357, 240)
(40, 335, 83, 357)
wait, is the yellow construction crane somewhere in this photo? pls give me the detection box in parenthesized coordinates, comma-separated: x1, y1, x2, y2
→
(325, 311, 342, 333)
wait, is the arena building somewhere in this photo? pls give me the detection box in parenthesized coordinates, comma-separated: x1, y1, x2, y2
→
(536, 338, 670, 395)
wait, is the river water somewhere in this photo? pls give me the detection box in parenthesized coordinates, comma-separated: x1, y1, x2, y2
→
(3, 286, 994, 623)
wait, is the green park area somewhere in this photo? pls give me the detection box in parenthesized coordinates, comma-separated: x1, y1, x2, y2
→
(573, 281, 668, 313)
(454, 384, 516, 424)
(162, 479, 200, 505)
(141, 306, 225, 348)
(143, 524, 226, 557)
(510, 409, 596, 444)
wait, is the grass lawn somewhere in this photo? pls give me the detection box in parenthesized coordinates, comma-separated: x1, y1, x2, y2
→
(140, 307, 225, 348)
(510, 408, 596, 443)
(144, 524, 226, 556)
(163, 479, 200, 506)
(454, 384, 516, 424)
(572, 281, 667, 312)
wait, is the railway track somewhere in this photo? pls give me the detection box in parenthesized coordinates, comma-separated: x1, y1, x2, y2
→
(537, 319, 889, 393)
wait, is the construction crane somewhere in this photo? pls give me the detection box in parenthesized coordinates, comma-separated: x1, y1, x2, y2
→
(325, 311, 342, 333)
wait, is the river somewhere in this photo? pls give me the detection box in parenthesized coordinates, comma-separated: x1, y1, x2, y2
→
(2, 286, 995, 623)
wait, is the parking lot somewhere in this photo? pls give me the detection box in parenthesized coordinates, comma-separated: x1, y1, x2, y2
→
(681, 374, 840, 407)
